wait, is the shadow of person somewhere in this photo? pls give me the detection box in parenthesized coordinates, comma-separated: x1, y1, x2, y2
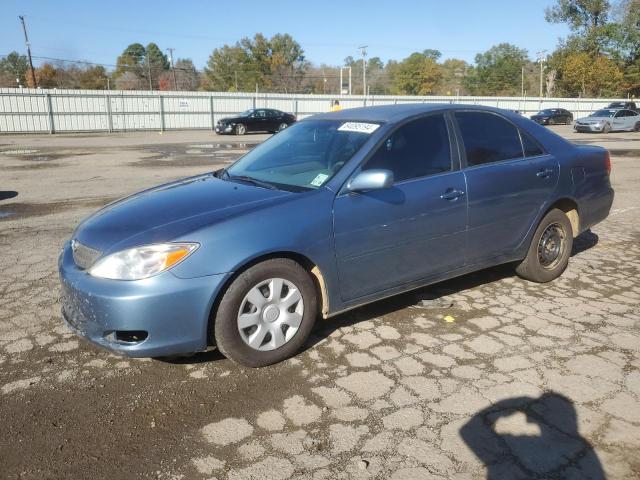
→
(460, 392, 606, 479)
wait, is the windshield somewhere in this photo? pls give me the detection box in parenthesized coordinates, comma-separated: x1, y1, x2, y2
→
(225, 119, 378, 190)
(239, 109, 254, 117)
(591, 109, 616, 117)
(537, 109, 554, 115)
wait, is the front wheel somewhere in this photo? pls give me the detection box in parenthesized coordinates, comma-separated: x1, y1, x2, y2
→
(515, 209, 573, 283)
(213, 259, 317, 367)
(634, 122, 640, 132)
(603, 123, 611, 134)
(278, 122, 289, 132)
(235, 123, 246, 135)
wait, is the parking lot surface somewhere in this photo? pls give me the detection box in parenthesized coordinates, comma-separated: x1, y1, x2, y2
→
(1, 126, 639, 479)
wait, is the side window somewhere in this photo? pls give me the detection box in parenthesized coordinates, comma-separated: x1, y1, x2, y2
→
(363, 115, 451, 182)
(521, 131, 544, 157)
(256, 110, 266, 118)
(455, 111, 523, 166)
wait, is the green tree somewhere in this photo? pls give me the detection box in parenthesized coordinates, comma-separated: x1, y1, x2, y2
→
(0, 51, 29, 87)
(464, 43, 529, 95)
(389, 52, 442, 95)
(204, 33, 307, 92)
(436, 58, 470, 95)
(545, 0, 611, 54)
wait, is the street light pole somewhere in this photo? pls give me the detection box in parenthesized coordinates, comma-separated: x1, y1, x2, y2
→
(359, 45, 368, 96)
(18, 16, 37, 88)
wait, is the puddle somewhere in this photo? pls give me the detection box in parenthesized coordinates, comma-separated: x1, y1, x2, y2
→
(1, 149, 40, 155)
(131, 143, 257, 168)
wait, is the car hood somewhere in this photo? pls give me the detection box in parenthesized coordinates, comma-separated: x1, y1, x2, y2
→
(576, 116, 611, 123)
(74, 174, 292, 254)
(218, 116, 246, 124)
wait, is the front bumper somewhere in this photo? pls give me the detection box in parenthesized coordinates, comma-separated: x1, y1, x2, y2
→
(215, 124, 234, 134)
(58, 241, 228, 357)
(531, 117, 549, 125)
(574, 124, 604, 132)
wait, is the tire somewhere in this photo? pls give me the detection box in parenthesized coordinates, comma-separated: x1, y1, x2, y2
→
(213, 258, 317, 367)
(515, 209, 573, 283)
(634, 122, 640, 132)
(603, 123, 611, 134)
(278, 122, 288, 132)
(235, 123, 246, 135)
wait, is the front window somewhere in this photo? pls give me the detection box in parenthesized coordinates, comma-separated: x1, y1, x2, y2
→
(591, 109, 615, 117)
(224, 120, 377, 191)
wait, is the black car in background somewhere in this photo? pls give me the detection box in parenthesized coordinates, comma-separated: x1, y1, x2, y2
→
(215, 108, 296, 135)
(608, 101, 637, 112)
(530, 108, 573, 125)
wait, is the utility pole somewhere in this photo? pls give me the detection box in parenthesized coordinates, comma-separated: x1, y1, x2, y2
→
(521, 66, 524, 97)
(18, 16, 37, 88)
(167, 47, 178, 90)
(147, 54, 153, 90)
(536, 50, 547, 98)
(359, 45, 368, 96)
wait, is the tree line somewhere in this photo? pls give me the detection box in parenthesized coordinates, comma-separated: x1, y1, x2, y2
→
(1, 0, 638, 97)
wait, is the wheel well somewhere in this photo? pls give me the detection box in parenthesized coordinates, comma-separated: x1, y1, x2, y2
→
(206, 252, 329, 345)
(548, 198, 579, 237)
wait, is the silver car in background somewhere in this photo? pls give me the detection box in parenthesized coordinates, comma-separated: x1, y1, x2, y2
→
(574, 108, 640, 133)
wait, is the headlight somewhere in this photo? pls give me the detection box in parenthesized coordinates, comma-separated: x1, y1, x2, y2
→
(89, 243, 199, 280)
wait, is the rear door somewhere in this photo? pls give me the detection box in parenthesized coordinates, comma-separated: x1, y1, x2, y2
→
(333, 113, 467, 300)
(454, 111, 559, 265)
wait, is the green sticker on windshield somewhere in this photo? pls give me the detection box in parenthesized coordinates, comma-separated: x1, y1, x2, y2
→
(310, 173, 329, 187)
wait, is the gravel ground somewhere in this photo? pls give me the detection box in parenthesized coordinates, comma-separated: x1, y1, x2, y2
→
(0, 126, 639, 480)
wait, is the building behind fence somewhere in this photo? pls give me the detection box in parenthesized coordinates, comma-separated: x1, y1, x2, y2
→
(0, 87, 627, 134)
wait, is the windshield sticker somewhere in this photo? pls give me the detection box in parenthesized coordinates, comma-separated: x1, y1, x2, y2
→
(338, 122, 380, 134)
(310, 173, 329, 187)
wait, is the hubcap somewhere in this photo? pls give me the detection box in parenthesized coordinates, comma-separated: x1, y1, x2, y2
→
(237, 278, 304, 351)
(537, 222, 566, 269)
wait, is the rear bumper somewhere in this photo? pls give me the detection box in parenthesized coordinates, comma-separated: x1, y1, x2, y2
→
(580, 187, 615, 233)
(58, 241, 228, 357)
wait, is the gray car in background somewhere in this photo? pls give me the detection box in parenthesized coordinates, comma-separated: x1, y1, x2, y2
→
(574, 108, 640, 133)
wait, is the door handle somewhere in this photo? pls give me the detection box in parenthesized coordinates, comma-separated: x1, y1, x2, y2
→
(440, 189, 465, 200)
(536, 168, 554, 178)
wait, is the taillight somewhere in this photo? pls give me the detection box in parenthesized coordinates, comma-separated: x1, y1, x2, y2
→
(605, 150, 611, 175)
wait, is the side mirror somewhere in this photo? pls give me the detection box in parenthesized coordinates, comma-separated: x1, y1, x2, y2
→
(347, 169, 394, 193)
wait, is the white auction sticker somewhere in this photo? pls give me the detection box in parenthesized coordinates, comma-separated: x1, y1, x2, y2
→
(338, 122, 380, 134)
(310, 173, 329, 187)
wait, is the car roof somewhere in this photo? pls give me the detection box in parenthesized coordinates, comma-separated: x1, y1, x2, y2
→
(308, 103, 511, 124)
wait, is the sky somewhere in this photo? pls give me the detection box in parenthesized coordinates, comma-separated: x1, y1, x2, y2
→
(1, 0, 571, 69)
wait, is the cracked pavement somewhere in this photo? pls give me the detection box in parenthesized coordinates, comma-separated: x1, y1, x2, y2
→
(0, 127, 639, 479)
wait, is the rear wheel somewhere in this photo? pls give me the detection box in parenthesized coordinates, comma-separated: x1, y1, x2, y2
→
(515, 209, 573, 283)
(235, 123, 246, 135)
(213, 259, 317, 367)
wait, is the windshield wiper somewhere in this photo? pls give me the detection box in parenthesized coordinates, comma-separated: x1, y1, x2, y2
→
(226, 173, 278, 190)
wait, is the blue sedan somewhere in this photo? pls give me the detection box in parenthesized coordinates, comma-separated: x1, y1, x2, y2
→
(59, 104, 614, 367)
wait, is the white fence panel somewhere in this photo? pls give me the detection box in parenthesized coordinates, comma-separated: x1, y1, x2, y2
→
(0, 87, 632, 134)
